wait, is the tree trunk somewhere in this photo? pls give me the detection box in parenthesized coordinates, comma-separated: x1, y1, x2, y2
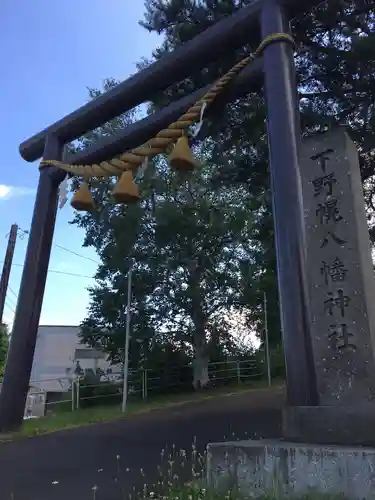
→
(192, 337, 210, 390)
(191, 314, 210, 390)
(188, 259, 210, 390)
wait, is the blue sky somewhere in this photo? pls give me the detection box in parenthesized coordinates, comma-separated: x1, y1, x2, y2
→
(0, 0, 160, 327)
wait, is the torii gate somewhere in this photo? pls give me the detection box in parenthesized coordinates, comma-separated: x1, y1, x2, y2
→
(0, 0, 322, 431)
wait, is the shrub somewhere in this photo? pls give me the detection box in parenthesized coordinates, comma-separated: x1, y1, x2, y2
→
(78, 371, 121, 408)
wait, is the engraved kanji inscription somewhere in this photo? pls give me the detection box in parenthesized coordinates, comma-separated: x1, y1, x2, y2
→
(313, 172, 337, 198)
(311, 148, 334, 173)
(324, 289, 350, 318)
(320, 231, 347, 248)
(321, 257, 348, 286)
(316, 197, 343, 225)
(328, 323, 356, 351)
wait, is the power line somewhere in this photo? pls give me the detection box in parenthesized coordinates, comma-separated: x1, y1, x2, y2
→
(5, 294, 16, 309)
(7, 285, 18, 301)
(0, 262, 94, 280)
(44, 268, 94, 279)
(54, 244, 100, 265)
(4, 228, 100, 266)
(2, 227, 99, 282)
(4, 227, 28, 241)
(4, 301, 15, 314)
(5, 288, 17, 311)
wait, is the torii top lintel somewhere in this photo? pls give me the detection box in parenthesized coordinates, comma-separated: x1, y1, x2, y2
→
(19, 0, 322, 165)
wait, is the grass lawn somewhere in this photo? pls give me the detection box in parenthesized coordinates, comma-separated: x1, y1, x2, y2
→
(1, 379, 284, 441)
(163, 483, 348, 500)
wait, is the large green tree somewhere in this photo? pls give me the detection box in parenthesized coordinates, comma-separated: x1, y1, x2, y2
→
(138, 0, 375, 344)
(72, 83, 257, 387)
(72, 0, 375, 386)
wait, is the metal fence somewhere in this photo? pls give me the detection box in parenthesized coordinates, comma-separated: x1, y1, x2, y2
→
(27, 377, 75, 417)
(4, 355, 276, 418)
(74, 358, 265, 410)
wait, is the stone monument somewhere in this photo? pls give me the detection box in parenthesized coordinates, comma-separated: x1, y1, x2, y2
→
(206, 128, 375, 498)
(283, 126, 375, 446)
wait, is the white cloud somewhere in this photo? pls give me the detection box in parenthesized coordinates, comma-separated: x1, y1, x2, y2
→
(0, 184, 35, 200)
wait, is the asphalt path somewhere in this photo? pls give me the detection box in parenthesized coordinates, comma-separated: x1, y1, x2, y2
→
(0, 387, 284, 500)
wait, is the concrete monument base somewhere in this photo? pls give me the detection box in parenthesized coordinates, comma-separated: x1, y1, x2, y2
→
(283, 405, 375, 447)
(206, 439, 375, 499)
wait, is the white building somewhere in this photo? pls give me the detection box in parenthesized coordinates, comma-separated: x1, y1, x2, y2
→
(0, 325, 118, 418)
(30, 325, 113, 395)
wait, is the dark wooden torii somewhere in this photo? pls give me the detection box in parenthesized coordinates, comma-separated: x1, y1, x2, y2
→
(0, 0, 322, 431)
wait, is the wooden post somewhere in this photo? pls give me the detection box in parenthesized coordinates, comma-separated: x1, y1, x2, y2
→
(0, 137, 64, 431)
(261, 0, 318, 405)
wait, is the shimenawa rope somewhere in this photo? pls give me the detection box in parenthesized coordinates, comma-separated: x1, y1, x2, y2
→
(40, 33, 294, 178)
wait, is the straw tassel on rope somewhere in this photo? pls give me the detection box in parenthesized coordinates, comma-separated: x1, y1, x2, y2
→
(39, 33, 294, 211)
(71, 181, 95, 212)
(112, 170, 140, 203)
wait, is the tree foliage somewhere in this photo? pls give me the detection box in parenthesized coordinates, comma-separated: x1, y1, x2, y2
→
(71, 0, 375, 388)
(138, 0, 375, 339)
(0, 323, 9, 377)
(72, 87, 258, 387)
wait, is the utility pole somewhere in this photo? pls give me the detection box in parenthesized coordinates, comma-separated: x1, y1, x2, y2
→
(263, 292, 271, 387)
(121, 258, 134, 412)
(0, 224, 18, 325)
